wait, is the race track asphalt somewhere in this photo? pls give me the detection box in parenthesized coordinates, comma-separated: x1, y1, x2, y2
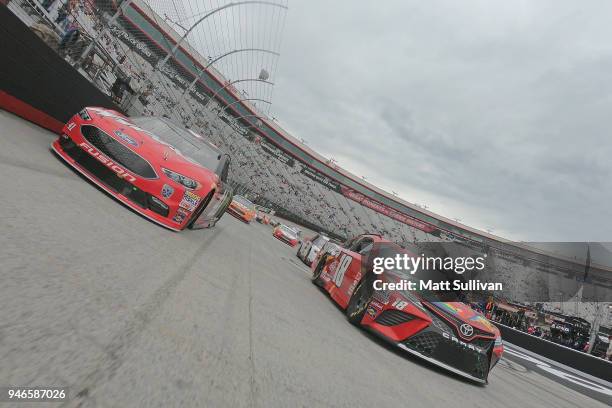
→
(1, 110, 610, 408)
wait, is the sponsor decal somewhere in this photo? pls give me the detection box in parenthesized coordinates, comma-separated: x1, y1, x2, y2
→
(551, 322, 571, 333)
(161, 184, 174, 199)
(441, 331, 486, 354)
(460, 323, 474, 337)
(172, 207, 190, 224)
(67, 122, 76, 131)
(78, 142, 136, 183)
(179, 190, 201, 211)
(366, 306, 378, 318)
(392, 299, 410, 310)
(114, 129, 138, 147)
(369, 300, 384, 310)
(347, 280, 357, 296)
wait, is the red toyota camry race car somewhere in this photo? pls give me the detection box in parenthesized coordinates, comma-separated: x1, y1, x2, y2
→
(311, 234, 503, 383)
(52, 107, 232, 231)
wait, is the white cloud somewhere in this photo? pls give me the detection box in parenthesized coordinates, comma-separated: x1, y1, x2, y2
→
(269, 0, 612, 241)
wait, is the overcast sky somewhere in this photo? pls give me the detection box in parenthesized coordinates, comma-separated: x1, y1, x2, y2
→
(265, 0, 612, 242)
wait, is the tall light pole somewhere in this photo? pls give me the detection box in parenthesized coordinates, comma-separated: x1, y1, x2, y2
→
(164, 14, 189, 34)
(150, 1, 285, 112)
(205, 78, 274, 111)
(155, 1, 288, 72)
(180, 49, 279, 102)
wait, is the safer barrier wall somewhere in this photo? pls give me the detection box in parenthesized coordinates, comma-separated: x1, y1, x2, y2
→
(0, 5, 120, 133)
(496, 323, 612, 382)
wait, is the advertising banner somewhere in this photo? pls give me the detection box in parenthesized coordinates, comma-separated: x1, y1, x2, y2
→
(261, 140, 295, 167)
(301, 166, 341, 192)
(341, 186, 436, 233)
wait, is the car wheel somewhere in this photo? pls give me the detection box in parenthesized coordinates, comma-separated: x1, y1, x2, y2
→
(187, 190, 214, 230)
(305, 249, 313, 266)
(297, 243, 303, 259)
(311, 255, 326, 287)
(346, 279, 371, 325)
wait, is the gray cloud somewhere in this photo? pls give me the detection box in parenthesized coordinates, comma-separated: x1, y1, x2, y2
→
(270, 0, 612, 241)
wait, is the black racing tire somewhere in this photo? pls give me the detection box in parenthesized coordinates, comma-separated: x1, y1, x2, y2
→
(186, 190, 214, 230)
(311, 254, 327, 287)
(346, 278, 371, 326)
(297, 243, 303, 260)
(304, 248, 314, 266)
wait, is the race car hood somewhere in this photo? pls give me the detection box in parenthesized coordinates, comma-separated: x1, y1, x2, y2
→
(383, 272, 499, 337)
(429, 302, 499, 337)
(276, 229, 296, 239)
(86, 109, 218, 188)
(230, 201, 252, 212)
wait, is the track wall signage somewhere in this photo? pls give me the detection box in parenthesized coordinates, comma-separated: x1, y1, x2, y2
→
(261, 140, 295, 167)
(300, 166, 340, 192)
(340, 187, 435, 232)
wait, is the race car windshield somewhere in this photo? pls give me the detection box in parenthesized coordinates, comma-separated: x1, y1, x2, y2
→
(130, 116, 222, 171)
(233, 196, 255, 209)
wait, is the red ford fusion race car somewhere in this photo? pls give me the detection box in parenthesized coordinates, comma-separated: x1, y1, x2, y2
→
(311, 234, 503, 383)
(273, 224, 299, 247)
(52, 107, 232, 231)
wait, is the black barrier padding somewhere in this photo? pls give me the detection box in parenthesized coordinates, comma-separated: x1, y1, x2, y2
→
(0, 6, 121, 125)
(495, 323, 612, 382)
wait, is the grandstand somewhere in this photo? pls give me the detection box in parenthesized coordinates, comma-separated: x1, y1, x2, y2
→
(6, 0, 611, 325)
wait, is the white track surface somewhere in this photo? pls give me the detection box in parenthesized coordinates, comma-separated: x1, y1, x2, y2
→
(1, 110, 610, 407)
